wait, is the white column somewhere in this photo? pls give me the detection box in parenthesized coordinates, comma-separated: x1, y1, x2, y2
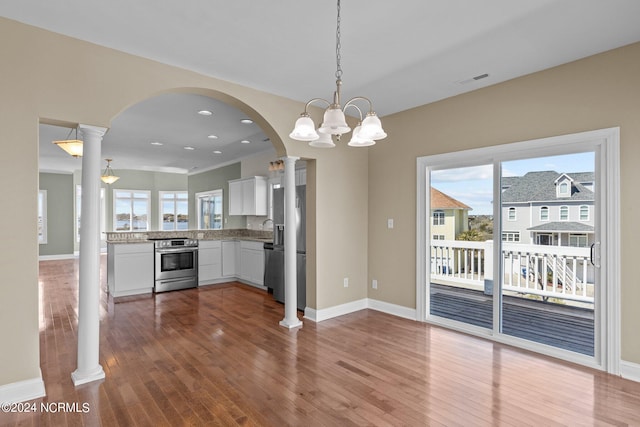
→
(71, 124, 107, 386)
(279, 156, 303, 329)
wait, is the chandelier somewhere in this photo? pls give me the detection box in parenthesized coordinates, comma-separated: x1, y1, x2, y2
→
(289, 0, 387, 148)
(101, 158, 120, 184)
(53, 127, 83, 158)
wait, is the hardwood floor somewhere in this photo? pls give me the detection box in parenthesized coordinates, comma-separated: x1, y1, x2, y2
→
(2, 257, 640, 426)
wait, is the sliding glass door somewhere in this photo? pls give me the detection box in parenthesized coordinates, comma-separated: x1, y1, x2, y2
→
(419, 128, 618, 367)
(499, 152, 596, 356)
(428, 165, 494, 330)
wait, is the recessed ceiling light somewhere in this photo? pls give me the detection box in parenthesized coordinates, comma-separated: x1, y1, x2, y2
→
(213, 150, 222, 154)
(240, 119, 253, 124)
(207, 134, 218, 139)
(184, 146, 196, 150)
(240, 140, 250, 144)
(198, 110, 213, 116)
(150, 141, 163, 146)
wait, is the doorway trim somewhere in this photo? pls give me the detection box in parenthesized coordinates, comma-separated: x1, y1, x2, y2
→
(416, 127, 620, 374)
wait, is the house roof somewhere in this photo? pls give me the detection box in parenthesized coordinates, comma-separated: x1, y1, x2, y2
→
(431, 187, 471, 210)
(501, 171, 594, 203)
(527, 222, 594, 233)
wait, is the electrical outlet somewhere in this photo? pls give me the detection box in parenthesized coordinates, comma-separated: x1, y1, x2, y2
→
(343, 277, 349, 288)
(387, 218, 394, 229)
(372, 279, 378, 289)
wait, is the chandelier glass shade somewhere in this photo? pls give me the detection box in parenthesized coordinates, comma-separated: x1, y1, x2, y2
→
(53, 127, 83, 157)
(289, 0, 386, 148)
(310, 131, 336, 148)
(101, 158, 120, 184)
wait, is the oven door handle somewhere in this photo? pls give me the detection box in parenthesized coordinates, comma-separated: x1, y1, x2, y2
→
(156, 247, 198, 254)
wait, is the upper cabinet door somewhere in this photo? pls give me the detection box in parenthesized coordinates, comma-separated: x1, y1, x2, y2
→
(228, 180, 243, 216)
(228, 176, 268, 216)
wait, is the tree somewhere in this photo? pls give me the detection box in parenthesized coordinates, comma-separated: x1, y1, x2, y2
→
(457, 229, 484, 241)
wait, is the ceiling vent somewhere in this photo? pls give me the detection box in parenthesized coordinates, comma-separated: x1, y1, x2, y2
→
(456, 73, 490, 85)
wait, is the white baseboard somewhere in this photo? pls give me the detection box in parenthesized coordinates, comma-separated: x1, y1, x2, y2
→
(304, 298, 368, 322)
(304, 298, 416, 323)
(620, 360, 640, 383)
(38, 253, 76, 261)
(0, 374, 46, 404)
(367, 298, 417, 321)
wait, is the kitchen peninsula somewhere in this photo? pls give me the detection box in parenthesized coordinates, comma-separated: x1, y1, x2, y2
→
(106, 229, 272, 298)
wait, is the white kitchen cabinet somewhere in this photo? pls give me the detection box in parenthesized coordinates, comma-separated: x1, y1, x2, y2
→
(228, 180, 243, 216)
(239, 241, 265, 287)
(198, 240, 222, 285)
(228, 176, 268, 216)
(107, 242, 154, 297)
(222, 240, 239, 277)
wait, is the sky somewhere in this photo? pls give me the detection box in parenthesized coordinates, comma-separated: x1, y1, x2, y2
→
(431, 152, 595, 215)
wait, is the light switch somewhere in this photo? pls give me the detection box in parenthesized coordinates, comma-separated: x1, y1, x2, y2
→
(387, 218, 394, 229)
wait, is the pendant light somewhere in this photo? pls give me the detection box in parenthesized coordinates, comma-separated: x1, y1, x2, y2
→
(289, 0, 386, 147)
(53, 127, 83, 158)
(101, 159, 120, 184)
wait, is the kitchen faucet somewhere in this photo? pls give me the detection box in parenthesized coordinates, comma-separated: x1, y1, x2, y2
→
(262, 218, 273, 229)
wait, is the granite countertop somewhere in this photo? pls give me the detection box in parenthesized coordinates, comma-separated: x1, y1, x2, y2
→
(106, 229, 273, 244)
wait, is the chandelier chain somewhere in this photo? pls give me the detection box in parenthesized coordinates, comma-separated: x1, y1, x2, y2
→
(335, 0, 342, 81)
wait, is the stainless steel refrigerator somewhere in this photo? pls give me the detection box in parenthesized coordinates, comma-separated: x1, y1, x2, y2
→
(264, 185, 306, 310)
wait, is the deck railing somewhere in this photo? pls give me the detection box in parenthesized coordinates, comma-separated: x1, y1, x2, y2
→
(430, 240, 594, 304)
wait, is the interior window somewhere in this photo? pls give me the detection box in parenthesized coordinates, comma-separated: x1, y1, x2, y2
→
(197, 189, 223, 230)
(160, 191, 189, 230)
(114, 189, 150, 231)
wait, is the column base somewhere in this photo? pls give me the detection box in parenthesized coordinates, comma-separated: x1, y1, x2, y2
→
(279, 318, 303, 329)
(71, 365, 105, 386)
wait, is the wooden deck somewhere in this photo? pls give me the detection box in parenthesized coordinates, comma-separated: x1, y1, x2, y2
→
(430, 284, 594, 356)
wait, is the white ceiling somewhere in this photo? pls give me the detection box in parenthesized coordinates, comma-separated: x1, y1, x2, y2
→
(3, 0, 640, 174)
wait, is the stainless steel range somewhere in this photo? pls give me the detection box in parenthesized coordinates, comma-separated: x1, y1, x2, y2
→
(151, 238, 198, 293)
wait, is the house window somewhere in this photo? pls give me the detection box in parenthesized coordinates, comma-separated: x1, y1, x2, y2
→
(197, 189, 223, 230)
(160, 191, 189, 230)
(502, 231, 520, 242)
(558, 181, 570, 196)
(560, 206, 569, 221)
(569, 234, 588, 247)
(433, 210, 445, 226)
(537, 234, 553, 246)
(432, 234, 445, 240)
(508, 207, 516, 221)
(38, 190, 47, 244)
(580, 205, 589, 221)
(114, 190, 150, 231)
(540, 206, 549, 221)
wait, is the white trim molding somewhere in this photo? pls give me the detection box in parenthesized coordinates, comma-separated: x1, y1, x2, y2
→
(304, 299, 368, 322)
(38, 254, 77, 261)
(620, 360, 640, 383)
(368, 299, 417, 320)
(0, 374, 46, 404)
(303, 298, 416, 323)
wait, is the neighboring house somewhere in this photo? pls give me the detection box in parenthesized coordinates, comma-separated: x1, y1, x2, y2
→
(501, 171, 594, 247)
(431, 187, 471, 240)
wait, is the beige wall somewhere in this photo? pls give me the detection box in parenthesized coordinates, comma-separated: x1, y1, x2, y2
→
(368, 42, 640, 364)
(0, 18, 369, 388)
